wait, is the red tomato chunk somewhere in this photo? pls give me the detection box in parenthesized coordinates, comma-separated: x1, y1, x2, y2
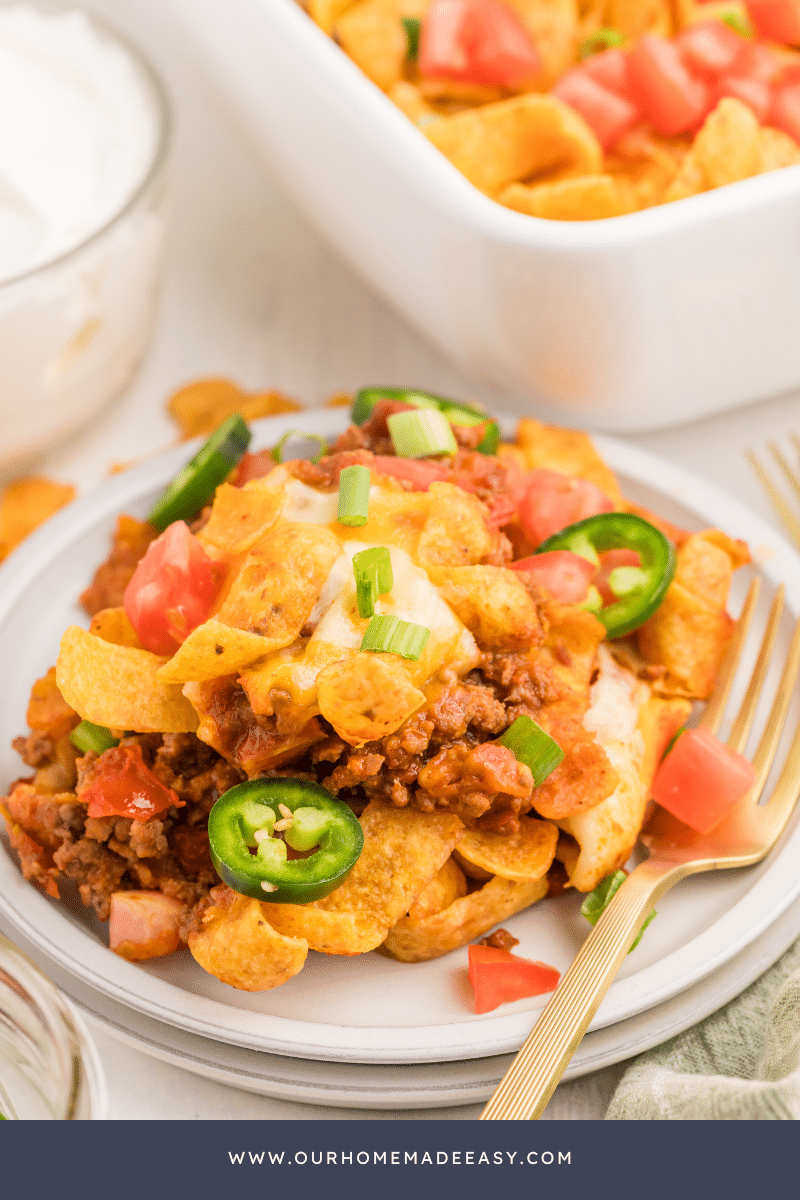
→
(552, 69, 639, 149)
(512, 550, 594, 604)
(79, 744, 184, 821)
(581, 47, 636, 101)
(517, 468, 613, 547)
(419, 0, 540, 86)
(123, 520, 218, 655)
(676, 19, 748, 77)
(652, 726, 757, 836)
(234, 450, 276, 485)
(109, 891, 184, 961)
(628, 35, 711, 135)
(370, 455, 450, 490)
(714, 74, 772, 121)
(468, 944, 560, 1014)
(746, 0, 800, 44)
(771, 81, 800, 141)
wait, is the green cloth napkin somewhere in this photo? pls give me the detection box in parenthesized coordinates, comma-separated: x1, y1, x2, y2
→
(605, 936, 800, 1119)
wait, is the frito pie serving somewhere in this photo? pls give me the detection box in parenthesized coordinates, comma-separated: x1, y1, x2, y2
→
(1, 390, 756, 1014)
(305, 0, 800, 220)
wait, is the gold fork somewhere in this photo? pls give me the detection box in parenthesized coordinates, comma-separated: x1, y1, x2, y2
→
(747, 438, 800, 549)
(481, 577, 800, 1120)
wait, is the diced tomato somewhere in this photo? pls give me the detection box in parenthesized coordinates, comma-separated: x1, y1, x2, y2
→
(676, 19, 749, 77)
(552, 69, 640, 149)
(516, 468, 614, 547)
(771, 80, 800, 140)
(739, 38, 796, 82)
(369, 455, 451, 491)
(234, 450, 276, 485)
(652, 726, 757, 835)
(511, 550, 595, 604)
(746, 0, 800, 44)
(78, 744, 184, 821)
(419, 0, 541, 86)
(714, 73, 773, 120)
(581, 47, 636, 102)
(123, 520, 218, 655)
(483, 493, 517, 529)
(628, 34, 712, 134)
(468, 944, 560, 1014)
(593, 548, 641, 606)
(109, 891, 185, 961)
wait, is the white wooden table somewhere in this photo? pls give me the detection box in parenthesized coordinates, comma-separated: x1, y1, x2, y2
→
(12, 0, 800, 1120)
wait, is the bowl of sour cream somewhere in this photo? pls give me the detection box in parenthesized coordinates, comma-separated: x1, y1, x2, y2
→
(0, 3, 170, 471)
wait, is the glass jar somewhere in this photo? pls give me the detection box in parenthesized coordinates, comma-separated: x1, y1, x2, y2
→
(0, 3, 171, 472)
(0, 935, 106, 1119)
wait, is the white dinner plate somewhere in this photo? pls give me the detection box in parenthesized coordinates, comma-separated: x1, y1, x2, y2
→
(3, 895, 799, 1110)
(1, 410, 799, 1066)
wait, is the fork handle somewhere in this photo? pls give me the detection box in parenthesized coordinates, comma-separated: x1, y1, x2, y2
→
(480, 858, 680, 1120)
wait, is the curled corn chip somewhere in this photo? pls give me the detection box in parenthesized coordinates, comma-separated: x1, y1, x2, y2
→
(425, 93, 602, 195)
(316, 653, 426, 745)
(166, 377, 300, 440)
(666, 99, 762, 203)
(196, 480, 284, 558)
(89, 607, 142, 648)
(407, 856, 468, 921)
(384, 874, 549, 962)
(260, 904, 387, 955)
(0, 477, 75, 563)
(337, 0, 406, 91)
(499, 174, 634, 220)
(456, 817, 559, 882)
(187, 886, 308, 991)
(316, 801, 465, 930)
(56, 626, 198, 733)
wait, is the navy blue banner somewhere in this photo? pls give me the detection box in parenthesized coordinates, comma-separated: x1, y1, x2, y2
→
(1, 1119, 794, 1200)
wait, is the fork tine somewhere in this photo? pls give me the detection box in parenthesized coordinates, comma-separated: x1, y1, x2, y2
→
(726, 585, 784, 754)
(701, 578, 761, 736)
(751, 613, 800, 794)
(768, 441, 800, 506)
(758, 704, 800, 828)
(747, 451, 800, 549)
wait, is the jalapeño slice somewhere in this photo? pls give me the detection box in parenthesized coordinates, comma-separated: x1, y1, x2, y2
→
(208, 778, 363, 905)
(536, 512, 676, 639)
(147, 413, 251, 531)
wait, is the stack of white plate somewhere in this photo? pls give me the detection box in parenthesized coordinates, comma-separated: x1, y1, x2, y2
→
(2, 413, 799, 1108)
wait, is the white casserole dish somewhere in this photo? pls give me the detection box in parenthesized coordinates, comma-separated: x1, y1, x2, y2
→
(175, 0, 800, 432)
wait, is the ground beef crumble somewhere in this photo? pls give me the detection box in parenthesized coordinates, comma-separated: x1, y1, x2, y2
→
(3, 730, 245, 924)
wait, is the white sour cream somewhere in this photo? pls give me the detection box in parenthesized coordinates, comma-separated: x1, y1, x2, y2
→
(0, 5, 159, 281)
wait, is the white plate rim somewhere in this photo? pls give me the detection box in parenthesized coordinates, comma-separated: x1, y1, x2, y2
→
(5, 893, 800, 1110)
(1, 409, 799, 1064)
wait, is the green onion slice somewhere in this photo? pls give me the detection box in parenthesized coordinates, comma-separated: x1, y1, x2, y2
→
(351, 387, 449, 425)
(495, 715, 564, 787)
(353, 546, 393, 619)
(402, 15, 421, 60)
(581, 870, 656, 952)
(719, 8, 754, 38)
(337, 464, 371, 527)
(147, 413, 251, 531)
(662, 726, 687, 760)
(579, 27, 625, 59)
(271, 430, 327, 464)
(69, 720, 120, 756)
(361, 614, 430, 660)
(351, 387, 500, 455)
(387, 409, 457, 459)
